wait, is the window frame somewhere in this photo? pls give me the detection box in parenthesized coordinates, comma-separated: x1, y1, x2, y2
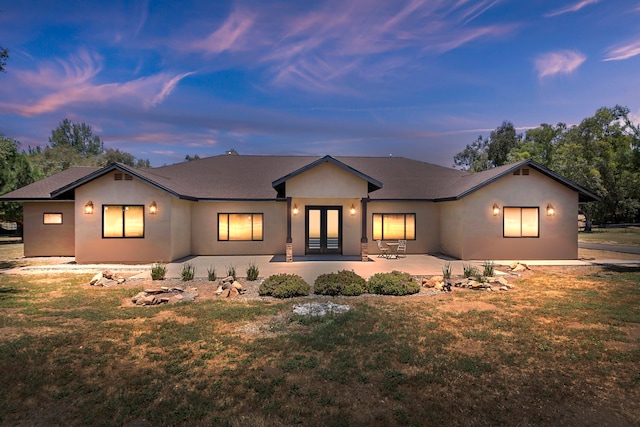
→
(102, 205, 145, 239)
(43, 213, 63, 225)
(217, 213, 264, 241)
(503, 206, 539, 238)
(372, 213, 416, 241)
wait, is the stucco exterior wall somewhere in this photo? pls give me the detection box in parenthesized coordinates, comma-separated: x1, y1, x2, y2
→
(438, 201, 464, 259)
(74, 172, 175, 263)
(286, 162, 370, 198)
(365, 201, 440, 256)
(23, 202, 75, 256)
(191, 201, 287, 255)
(170, 198, 192, 260)
(459, 169, 578, 259)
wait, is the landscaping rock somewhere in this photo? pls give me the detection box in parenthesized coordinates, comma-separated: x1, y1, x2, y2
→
(293, 302, 350, 316)
(89, 273, 102, 285)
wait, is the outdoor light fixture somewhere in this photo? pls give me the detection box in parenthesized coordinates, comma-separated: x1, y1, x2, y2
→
(149, 201, 158, 215)
(350, 204, 356, 216)
(84, 201, 94, 215)
(293, 204, 299, 215)
(492, 203, 500, 216)
(546, 203, 555, 216)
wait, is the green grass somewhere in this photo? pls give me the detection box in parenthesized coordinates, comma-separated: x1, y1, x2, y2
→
(0, 267, 639, 426)
(579, 226, 640, 246)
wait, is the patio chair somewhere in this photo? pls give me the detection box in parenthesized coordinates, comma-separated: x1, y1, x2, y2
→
(376, 240, 390, 258)
(397, 240, 407, 258)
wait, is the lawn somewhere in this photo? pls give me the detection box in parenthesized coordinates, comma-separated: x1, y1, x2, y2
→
(579, 226, 640, 246)
(0, 267, 639, 426)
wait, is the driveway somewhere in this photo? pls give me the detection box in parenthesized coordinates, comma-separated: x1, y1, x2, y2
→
(579, 242, 640, 255)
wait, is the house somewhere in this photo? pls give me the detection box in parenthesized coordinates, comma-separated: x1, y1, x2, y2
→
(0, 155, 600, 263)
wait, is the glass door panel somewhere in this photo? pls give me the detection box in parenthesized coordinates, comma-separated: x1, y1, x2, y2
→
(305, 206, 342, 254)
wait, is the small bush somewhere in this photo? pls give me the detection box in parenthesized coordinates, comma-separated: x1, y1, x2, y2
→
(181, 263, 195, 281)
(246, 262, 259, 281)
(259, 274, 310, 298)
(207, 266, 216, 281)
(442, 262, 452, 280)
(314, 270, 367, 296)
(367, 271, 420, 296)
(226, 265, 237, 280)
(150, 262, 167, 280)
(483, 261, 495, 277)
(463, 264, 479, 278)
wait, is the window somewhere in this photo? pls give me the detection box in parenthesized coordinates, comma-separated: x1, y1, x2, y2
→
(504, 207, 539, 238)
(103, 205, 144, 238)
(372, 213, 415, 240)
(218, 213, 263, 241)
(43, 213, 63, 224)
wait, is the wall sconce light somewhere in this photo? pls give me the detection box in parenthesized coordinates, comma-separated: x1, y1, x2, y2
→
(546, 203, 555, 216)
(492, 203, 500, 216)
(293, 204, 299, 215)
(84, 201, 94, 215)
(350, 204, 356, 216)
(149, 201, 158, 215)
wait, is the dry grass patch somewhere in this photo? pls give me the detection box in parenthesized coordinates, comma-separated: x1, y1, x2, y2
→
(0, 266, 638, 426)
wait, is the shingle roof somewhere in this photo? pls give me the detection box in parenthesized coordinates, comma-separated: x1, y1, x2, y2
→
(0, 156, 600, 202)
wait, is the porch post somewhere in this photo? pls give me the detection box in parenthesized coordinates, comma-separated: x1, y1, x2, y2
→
(360, 198, 369, 262)
(286, 197, 293, 262)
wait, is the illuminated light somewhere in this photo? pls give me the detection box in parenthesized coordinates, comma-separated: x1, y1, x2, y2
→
(293, 204, 299, 215)
(84, 201, 94, 215)
(149, 201, 158, 215)
(350, 204, 356, 216)
(492, 203, 500, 216)
(546, 203, 555, 216)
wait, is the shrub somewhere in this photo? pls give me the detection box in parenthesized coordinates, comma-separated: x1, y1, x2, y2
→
(207, 266, 216, 281)
(463, 264, 479, 279)
(246, 262, 259, 281)
(181, 263, 195, 281)
(442, 262, 452, 280)
(259, 274, 310, 298)
(367, 271, 419, 296)
(150, 262, 167, 280)
(314, 270, 367, 296)
(226, 264, 237, 280)
(483, 260, 495, 277)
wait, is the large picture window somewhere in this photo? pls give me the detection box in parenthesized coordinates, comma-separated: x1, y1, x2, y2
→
(504, 207, 539, 238)
(218, 213, 263, 241)
(103, 205, 144, 238)
(372, 213, 415, 240)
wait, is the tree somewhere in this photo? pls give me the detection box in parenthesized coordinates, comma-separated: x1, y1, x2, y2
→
(508, 123, 566, 167)
(185, 154, 201, 161)
(0, 136, 39, 224)
(49, 119, 104, 157)
(487, 121, 522, 167)
(453, 136, 490, 171)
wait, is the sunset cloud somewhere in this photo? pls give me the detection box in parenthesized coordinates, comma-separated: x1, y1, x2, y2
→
(535, 50, 586, 78)
(604, 39, 640, 61)
(545, 0, 599, 17)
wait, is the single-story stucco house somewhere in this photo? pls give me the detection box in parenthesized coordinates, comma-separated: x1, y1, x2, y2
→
(0, 154, 599, 263)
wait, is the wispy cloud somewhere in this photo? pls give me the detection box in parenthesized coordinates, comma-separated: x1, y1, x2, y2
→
(189, 6, 256, 55)
(603, 39, 640, 61)
(545, 0, 599, 17)
(0, 51, 194, 116)
(535, 50, 586, 78)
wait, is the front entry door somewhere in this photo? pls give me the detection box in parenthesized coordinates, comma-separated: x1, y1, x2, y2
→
(306, 206, 342, 254)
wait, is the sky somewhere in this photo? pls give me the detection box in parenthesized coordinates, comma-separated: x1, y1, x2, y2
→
(1, 0, 639, 168)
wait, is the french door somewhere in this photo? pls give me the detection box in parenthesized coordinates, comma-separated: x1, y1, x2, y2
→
(305, 206, 342, 254)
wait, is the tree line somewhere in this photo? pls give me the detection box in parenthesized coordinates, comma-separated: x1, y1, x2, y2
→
(455, 105, 640, 225)
(1, 119, 150, 225)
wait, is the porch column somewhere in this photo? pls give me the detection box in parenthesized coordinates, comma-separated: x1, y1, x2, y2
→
(360, 198, 369, 262)
(286, 197, 293, 262)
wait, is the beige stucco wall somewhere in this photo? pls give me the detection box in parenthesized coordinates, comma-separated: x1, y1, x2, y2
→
(23, 202, 75, 256)
(191, 201, 287, 255)
(438, 201, 464, 258)
(286, 162, 370, 198)
(455, 169, 579, 260)
(74, 172, 177, 263)
(170, 198, 192, 260)
(365, 201, 440, 256)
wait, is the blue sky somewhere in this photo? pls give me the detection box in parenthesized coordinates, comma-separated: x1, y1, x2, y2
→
(1, 0, 639, 167)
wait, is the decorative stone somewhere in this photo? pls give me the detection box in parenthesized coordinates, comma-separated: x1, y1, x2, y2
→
(89, 273, 102, 285)
(499, 286, 508, 291)
(215, 285, 224, 295)
(220, 289, 230, 298)
(231, 281, 243, 290)
(229, 287, 239, 298)
(103, 270, 114, 279)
